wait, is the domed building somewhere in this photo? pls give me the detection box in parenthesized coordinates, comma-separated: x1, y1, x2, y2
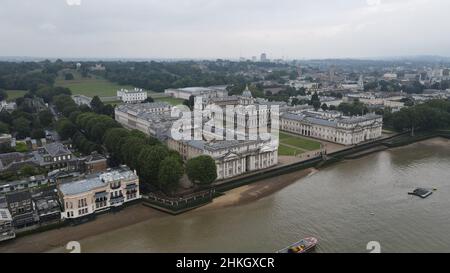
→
(239, 85, 255, 105)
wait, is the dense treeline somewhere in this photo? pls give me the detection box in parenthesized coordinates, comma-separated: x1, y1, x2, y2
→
(97, 60, 289, 93)
(385, 99, 450, 133)
(99, 61, 248, 92)
(364, 80, 427, 94)
(0, 61, 67, 90)
(0, 95, 54, 142)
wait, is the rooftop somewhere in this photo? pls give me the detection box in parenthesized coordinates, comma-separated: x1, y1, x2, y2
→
(118, 88, 146, 93)
(6, 191, 32, 203)
(59, 177, 105, 196)
(0, 208, 12, 222)
(43, 142, 72, 157)
(116, 102, 171, 113)
(167, 85, 228, 93)
(282, 111, 382, 128)
(59, 168, 137, 196)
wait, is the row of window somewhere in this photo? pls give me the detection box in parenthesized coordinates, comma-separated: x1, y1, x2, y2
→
(78, 208, 88, 216)
(78, 198, 87, 208)
(48, 155, 71, 162)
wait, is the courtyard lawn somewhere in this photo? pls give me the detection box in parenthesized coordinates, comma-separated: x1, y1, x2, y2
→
(278, 144, 303, 156)
(279, 132, 322, 151)
(5, 90, 27, 101)
(154, 97, 186, 106)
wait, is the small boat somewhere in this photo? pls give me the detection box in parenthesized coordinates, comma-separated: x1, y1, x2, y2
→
(277, 237, 318, 253)
(408, 188, 433, 199)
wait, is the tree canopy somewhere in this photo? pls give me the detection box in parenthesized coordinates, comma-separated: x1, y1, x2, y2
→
(186, 155, 217, 186)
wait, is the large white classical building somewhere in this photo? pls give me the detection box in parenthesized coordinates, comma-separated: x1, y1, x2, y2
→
(164, 85, 228, 100)
(280, 110, 383, 145)
(58, 167, 140, 220)
(117, 88, 148, 103)
(167, 86, 280, 180)
(115, 86, 281, 180)
(115, 102, 174, 140)
(168, 139, 278, 180)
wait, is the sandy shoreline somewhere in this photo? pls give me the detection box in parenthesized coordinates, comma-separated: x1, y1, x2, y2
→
(199, 168, 316, 210)
(0, 167, 316, 253)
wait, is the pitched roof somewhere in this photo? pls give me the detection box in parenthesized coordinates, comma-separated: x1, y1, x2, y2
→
(43, 142, 71, 157)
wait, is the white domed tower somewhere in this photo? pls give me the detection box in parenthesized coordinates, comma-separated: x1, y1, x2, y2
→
(240, 85, 254, 105)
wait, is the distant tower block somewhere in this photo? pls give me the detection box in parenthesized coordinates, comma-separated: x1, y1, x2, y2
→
(329, 65, 336, 81)
(358, 75, 364, 91)
(260, 53, 267, 62)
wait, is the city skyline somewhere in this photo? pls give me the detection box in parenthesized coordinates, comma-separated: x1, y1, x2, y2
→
(1, 0, 450, 59)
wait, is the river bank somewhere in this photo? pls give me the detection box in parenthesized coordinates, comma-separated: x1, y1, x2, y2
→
(43, 137, 450, 253)
(200, 168, 316, 210)
(0, 167, 316, 253)
(1, 137, 447, 253)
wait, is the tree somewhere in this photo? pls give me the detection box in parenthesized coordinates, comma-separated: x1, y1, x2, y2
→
(90, 96, 104, 114)
(0, 89, 7, 101)
(186, 155, 217, 186)
(321, 103, 329, 111)
(143, 97, 154, 103)
(19, 165, 40, 177)
(137, 145, 169, 187)
(0, 110, 12, 125)
(0, 121, 9, 134)
(64, 73, 74, 80)
(104, 128, 130, 156)
(183, 95, 195, 110)
(31, 128, 46, 139)
(102, 104, 114, 117)
(120, 137, 146, 170)
(158, 156, 184, 193)
(12, 117, 31, 139)
(56, 119, 77, 140)
(310, 92, 321, 111)
(38, 110, 53, 127)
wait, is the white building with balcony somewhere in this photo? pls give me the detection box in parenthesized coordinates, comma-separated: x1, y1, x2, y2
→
(117, 88, 148, 103)
(58, 167, 140, 220)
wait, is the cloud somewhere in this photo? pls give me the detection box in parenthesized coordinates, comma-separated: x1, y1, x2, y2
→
(66, 0, 81, 6)
(0, 0, 449, 59)
(366, 0, 381, 6)
(38, 23, 57, 32)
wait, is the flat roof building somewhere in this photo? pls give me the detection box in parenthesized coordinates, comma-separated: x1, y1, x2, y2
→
(58, 167, 140, 220)
(165, 86, 228, 100)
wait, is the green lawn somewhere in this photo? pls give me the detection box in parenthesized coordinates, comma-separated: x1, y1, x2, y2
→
(55, 70, 148, 97)
(278, 144, 303, 156)
(5, 90, 27, 101)
(104, 100, 123, 106)
(279, 132, 322, 151)
(154, 97, 186, 106)
(15, 142, 29, 152)
(56, 76, 136, 97)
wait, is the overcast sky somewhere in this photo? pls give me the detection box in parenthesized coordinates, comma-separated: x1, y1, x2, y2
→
(1, 0, 449, 59)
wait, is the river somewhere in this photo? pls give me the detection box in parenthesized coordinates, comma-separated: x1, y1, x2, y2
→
(52, 138, 450, 253)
